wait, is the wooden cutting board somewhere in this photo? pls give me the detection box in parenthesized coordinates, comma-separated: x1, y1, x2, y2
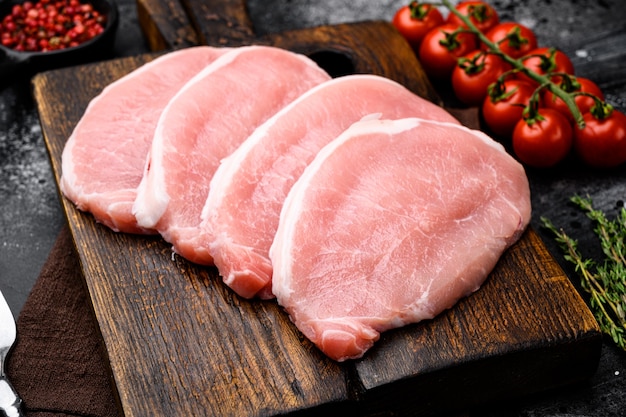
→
(33, 1, 602, 416)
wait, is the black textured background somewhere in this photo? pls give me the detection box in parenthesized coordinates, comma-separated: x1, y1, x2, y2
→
(1, 1, 625, 415)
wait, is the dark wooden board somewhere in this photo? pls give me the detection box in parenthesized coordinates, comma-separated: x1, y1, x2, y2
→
(33, 3, 602, 416)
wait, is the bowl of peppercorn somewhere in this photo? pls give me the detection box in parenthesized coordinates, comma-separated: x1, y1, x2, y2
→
(0, 0, 118, 81)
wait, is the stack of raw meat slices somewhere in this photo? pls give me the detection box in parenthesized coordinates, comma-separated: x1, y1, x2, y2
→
(61, 45, 531, 361)
(201, 74, 461, 299)
(131, 45, 332, 264)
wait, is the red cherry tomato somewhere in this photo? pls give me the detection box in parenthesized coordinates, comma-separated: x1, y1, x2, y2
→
(482, 79, 536, 137)
(543, 76, 604, 122)
(392, 2, 445, 52)
(574, 108, 626, 168)
(451, 50, 511, 106)
(512, 108, 573, 168)
(418, 23, 478, 79)
(446, 1, 500, 33)
(485, 22, 538, 58)
(518, 47, 575, 85)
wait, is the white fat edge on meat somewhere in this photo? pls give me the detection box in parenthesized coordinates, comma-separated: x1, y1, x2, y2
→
(133, 45, 324, 229)
(132, 124, 170, 228)
(60, 133, 81, 200)
(200, 75, 337, 224)
(200, 74, 390, 225)
(62, 46, 223, 222)
(269, 117, 424, 301)
(271, 117, 529, 306)
(132, 46, 257, 228)
(411, 117, 524, 165)
(203, 74, 402, 208)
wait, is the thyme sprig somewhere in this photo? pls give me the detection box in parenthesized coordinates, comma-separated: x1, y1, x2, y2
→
(541, 196, 626, 350)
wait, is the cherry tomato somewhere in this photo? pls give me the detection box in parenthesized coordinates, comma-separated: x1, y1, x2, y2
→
(446, 1, 500, 33)
(485, 22, 538, 58)
(574, 108, 626, 168)
(452, 50, 511, 106)
(512, 108, 573, 168)
(482, 79, 536, 137)
(543, 76, 604, 122)
(392, 2, 445, 52)
(418, 23, 478, 79)
(517, 47, 575, 85)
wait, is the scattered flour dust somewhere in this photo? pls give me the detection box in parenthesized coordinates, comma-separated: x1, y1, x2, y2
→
(1, 114, 48, 194)
(0, 106, 60, 224)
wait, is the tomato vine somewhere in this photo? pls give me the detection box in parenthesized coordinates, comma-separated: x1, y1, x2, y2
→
(440, 0, 586, 129)
(392, 1, 626, 168)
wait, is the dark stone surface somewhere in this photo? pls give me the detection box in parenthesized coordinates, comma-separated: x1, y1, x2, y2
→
(0, 0, 150, 316)
(1, 0, 624, 415)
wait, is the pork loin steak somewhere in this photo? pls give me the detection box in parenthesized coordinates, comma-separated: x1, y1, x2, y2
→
(133, 45, 331, 265)
(202, 74, 460, 300)
(61, 46, 229, 234)
(270, 118, 531, 362)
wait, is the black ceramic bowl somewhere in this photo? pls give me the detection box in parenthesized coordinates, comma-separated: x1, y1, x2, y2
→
(0, 0, 119, 80)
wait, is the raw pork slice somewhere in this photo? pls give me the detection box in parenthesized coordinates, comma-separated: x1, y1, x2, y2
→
(270, 118, 531, 361)
(202, 75, 460, 299)
(133, 45, 331, 264)
(61, 46, 229, 234)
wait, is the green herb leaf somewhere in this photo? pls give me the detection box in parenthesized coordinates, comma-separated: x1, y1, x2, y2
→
(541, 196, 626, 351)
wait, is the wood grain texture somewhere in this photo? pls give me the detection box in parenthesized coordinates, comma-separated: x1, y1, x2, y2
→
(355, 230, 601, 416)
(183, 0, 254, 46)
(135, 0, 441, 104)
(262, 21, 442, 104)
(136, 0, 199, 51)
(32, 7, 603, 417)
(34, 57, 349, 417)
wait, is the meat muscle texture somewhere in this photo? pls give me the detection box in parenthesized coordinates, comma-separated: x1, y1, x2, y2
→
(60, 46, 229, 234)
(202, 75, 460, 299)
(270, 118, 531, 362)
(133, 45, 331, 264)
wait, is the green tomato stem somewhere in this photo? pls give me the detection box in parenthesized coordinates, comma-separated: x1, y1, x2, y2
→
(409, 1, 432, 20)
(440, 0, 585, 129)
